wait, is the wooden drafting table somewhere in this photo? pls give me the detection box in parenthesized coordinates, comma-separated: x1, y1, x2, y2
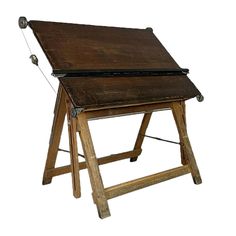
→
(20, 18, 203, 218)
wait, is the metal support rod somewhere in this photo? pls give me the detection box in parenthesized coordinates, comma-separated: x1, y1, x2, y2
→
(58, 148, 85, 158)
(52, 68, 189, 78)
(143, 134, 180, 145)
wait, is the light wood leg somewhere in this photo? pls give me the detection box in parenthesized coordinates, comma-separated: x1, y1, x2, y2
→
(42, 86, 66, 185)
(65, 100, 81, 198)
(130, 112, 152, 162)
(171, 102, 202, 184)
(180, 102, 188, 165)
(77, 112, 111, 219)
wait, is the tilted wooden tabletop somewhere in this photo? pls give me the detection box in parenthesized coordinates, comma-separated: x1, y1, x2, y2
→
(29, 20, 200, 110)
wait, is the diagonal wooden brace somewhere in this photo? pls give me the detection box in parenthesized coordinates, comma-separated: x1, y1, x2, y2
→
(77, 112, 111, 219)
(130, 112, 152, 162)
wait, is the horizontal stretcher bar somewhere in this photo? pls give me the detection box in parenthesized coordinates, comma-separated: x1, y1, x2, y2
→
(85, 102, 173, 120)
(104, 165, 190, 199)
(52, 68, 189, 78)
(44, 149, 142, 179)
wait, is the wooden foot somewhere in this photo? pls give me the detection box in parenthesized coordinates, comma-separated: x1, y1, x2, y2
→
(66, 100, 81, 198)
(42, 86, 66, 185)
(130, 112, 152, 162)
(171, 102, 202, 184)
(77, 112, 111, 218)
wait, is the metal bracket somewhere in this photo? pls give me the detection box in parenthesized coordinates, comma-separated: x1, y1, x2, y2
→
(71, 107, 84, 118)
(18, 16, 28, 29)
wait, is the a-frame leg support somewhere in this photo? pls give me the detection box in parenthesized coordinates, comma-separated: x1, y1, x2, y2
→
(171, 102, 202, 184)
(42, 87, 81, 198)
(77, 112, 111, 219)
(130, 112, 152, 162)
(42, 86, 66, 185)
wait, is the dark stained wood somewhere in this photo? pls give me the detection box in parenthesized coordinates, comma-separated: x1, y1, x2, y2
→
(29, 20, 179, 71)
(29, 20, 201, 110)
(60, 75, 200, 110)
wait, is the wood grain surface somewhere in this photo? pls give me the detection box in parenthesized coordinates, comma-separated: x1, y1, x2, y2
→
(29, 20, 201, 109)
(60, 75, 200, 109)
(29, 20, 179, 70)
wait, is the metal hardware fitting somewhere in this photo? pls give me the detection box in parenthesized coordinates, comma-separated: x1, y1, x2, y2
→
(52, 68, 189, 78)
(51, 73, 67, 78)
(196, 94, 204, 102)
(146, 27, 153, 32)
(19, 17, 56, 94)
(71, 107, 84, 118)
(18, 16, 28, 29)
(30, 54, 38, 66)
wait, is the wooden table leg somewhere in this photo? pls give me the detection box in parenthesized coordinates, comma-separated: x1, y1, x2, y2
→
(130, 112, 152, 162)
(171, 102, 202, 184)
(66, 100, 81, 198)
(42, 86, 66, 185)
(77, 112, 111, 219)
(180, 102, 188, 165)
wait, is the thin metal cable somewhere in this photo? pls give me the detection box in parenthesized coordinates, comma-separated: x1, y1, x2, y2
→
(20, 28, 56, 94)
(58, 148, 85, 158)
(38, 65, 56, 93)
(21, 29, 33, 54)
(143, 134, 180, 145)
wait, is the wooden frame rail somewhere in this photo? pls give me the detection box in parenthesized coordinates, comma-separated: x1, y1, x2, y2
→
(85, 102, 172, 120)
(105, 165, 190, 199)
(44, 149, 142, 179)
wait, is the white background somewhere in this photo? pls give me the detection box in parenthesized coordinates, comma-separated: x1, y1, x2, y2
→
(1, 0, 236, 235)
